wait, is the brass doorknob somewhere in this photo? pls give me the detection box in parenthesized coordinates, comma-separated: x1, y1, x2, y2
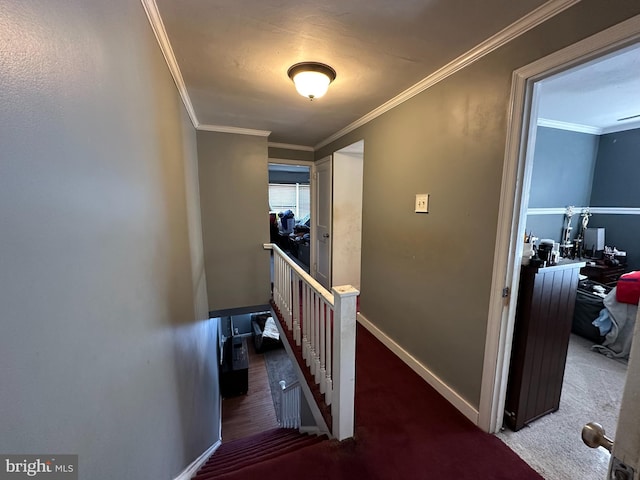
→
(582, 422, 613, 452)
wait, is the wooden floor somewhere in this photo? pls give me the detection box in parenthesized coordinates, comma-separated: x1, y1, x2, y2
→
(221, 340, 279, 443)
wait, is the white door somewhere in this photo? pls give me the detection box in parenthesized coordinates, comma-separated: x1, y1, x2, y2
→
(583, 306, 640, 479)
(313, 156, 332, 289)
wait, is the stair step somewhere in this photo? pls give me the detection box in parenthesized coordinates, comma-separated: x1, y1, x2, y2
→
(193, 429, 327, 479)
(198, 431, 317, 473)
(196, 431, 325, 476)
(196, 436, 326, 478)
(203, 428, 300, 461)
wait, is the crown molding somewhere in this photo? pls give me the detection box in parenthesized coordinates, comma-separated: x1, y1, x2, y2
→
(197, 124, 271, 137)
(268, 142, 315, 152)
(314, 0, 580, 151)
(140, 0, 199, 128)
(601, 119, 640, 135)
(537, 118, 602, 135)
(537, 118, 640, 136)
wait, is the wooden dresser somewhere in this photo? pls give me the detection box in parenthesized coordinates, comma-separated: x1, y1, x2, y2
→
(580, 263, 626, 286)
(504, 260, 585, 431)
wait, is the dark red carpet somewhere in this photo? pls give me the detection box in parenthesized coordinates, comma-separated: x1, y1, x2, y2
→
(198, 324, 543, 480)
(194, 429, 327, 479)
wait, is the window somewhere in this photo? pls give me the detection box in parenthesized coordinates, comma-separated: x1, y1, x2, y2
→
(269, 183, 310, 219)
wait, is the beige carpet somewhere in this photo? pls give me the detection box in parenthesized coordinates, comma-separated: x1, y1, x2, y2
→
(497, 334, 627, 480)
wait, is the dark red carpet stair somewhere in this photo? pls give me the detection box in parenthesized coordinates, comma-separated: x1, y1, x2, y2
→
(193, 428, 328, 479)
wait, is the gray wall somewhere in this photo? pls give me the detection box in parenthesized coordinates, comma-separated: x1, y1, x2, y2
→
(316, 0, 640, 406)
(592, 128, 640, 207)
(268, 146, 315, 162)
(0, 1, 219, 479)
(525, 127, 640, 269)
(526, 126, 599, 242)
(198, 131, 271, 311)
(528, 127, 599, 208)
(589, 215, 640, 270)
(590, 128, 640, 270)
(524, 214, 573, 243)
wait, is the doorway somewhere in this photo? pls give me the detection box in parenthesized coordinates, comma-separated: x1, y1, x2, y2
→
(311, 140, 364, 291)
(268, 160, 312, 271)
(480, 16, 640, 480)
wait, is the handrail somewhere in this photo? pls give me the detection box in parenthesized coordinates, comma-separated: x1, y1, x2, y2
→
(264, 243, 334, 305)
(279, 380, 301, 429)
(265, 242, 359, 441)
(279, 379, 301, 392)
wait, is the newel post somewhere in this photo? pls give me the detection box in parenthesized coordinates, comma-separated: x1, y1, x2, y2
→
(331, 284, 359, 441)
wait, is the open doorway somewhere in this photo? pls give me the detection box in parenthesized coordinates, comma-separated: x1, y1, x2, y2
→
(311, 140, 364, 290)
(268, 161, 312, 271)
(481, 22, 640, 480)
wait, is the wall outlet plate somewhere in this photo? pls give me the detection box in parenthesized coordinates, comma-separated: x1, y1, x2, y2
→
(415, 193, 429, 213)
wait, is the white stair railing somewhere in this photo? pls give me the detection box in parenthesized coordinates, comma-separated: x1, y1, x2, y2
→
(279, 380, 301, 429)
(265, 243, 359, 441)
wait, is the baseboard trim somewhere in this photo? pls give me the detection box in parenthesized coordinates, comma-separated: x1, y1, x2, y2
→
(357, 313, 479, 425)
(173, 439, 221, 480)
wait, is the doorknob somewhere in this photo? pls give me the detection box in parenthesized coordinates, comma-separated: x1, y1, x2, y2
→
(582, 422, 613, 452)
(583, 424, 636, 480)
(322, 233, 330, 238)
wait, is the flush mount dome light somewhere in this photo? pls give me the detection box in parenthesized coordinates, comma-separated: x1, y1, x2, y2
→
(287, 62, 336, 100)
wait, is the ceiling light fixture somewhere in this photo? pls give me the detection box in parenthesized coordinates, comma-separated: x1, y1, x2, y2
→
(287, 62, 336, 100)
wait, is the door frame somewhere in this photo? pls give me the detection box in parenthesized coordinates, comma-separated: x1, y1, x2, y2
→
(478, 14, 640, 434)
(310, 155, 332, 285)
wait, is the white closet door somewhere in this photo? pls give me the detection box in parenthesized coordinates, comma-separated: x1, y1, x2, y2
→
(313, 156, 332, 289)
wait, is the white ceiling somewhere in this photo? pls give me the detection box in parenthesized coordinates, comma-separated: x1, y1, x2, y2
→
(537, 43, 640, 134)
(149, 0, 639, 148)
(151, 0, 550, 147)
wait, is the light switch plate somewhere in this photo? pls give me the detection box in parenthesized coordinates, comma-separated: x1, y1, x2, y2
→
(415, 193, 429, 213)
